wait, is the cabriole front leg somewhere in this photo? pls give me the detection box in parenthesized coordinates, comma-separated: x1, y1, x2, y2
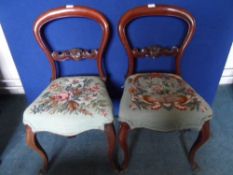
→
(188, 121, 211, 170)
(25, 125, 49, 172)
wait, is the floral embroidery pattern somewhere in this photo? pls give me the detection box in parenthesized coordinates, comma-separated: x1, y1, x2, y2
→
(128, 73, 208, 112)
(31, 77, 110, 116)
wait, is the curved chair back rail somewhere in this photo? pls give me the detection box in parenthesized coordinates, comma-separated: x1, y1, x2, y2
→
(34, 6, 110, 81)
(118, 5, 196, 77)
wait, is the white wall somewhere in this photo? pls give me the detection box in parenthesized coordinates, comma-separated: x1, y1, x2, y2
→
(220, 42, 233, 85)
(0, 24, 24, 94)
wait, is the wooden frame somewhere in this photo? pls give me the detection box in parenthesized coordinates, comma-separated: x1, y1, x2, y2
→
(118, 5, 210, 171)
(26, 6, 116, 172)
(118, 4, 196, 77)
(34, 6, 110, 81)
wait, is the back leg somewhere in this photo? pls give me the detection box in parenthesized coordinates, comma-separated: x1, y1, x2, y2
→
(26, 125, 49, 171)
(188, 121, 210, 170)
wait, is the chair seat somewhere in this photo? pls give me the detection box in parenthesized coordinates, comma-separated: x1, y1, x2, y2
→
(119, 73, 212, 131)
(23, 76, 114, 136)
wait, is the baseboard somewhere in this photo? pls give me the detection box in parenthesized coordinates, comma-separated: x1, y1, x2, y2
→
(220, 67, 233, 85)
(0, 79, 24, 94)
(219, 76, 233, 85)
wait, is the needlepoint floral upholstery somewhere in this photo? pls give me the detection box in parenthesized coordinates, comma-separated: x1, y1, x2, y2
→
(119, 73, 212, 131)
(23, 76, 114, 136)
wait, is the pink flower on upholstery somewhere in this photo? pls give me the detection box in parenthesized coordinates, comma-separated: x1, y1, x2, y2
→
(51, 92, 70, 102)
(90, 84, 100, 93)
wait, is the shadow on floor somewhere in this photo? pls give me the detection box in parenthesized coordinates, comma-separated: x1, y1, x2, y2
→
(0, 95, 27, 161)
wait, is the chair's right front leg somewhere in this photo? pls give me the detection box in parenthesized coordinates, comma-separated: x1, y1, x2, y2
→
(119, 122, 130, 171)
(188, 121, 211, 170)
(25, 125, 49, 172)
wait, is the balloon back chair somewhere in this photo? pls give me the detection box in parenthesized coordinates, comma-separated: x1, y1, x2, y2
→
(23, 6, 116, 172)
(118, 4, 212, 171)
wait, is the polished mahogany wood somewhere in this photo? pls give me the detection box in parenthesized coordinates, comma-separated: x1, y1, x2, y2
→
(118, 5, 210, 171)
(26, 125, 49, 172)
(28, 6, 116, 172)
(132, 45, 179, 58)
(119, 122, 130, 171)
(105, 123, 118, 170)
(188, 121, 210, 170)
(51, 48, 98, 61)
(118, 5, 196, 77)
(34, 6, 110, 81)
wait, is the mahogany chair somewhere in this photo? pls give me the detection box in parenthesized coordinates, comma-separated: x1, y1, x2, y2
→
(23, 6, 116, 172)
(118, 4, 212, 171)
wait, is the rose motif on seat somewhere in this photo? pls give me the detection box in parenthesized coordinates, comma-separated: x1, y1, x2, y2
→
(31, 78, 109, 116)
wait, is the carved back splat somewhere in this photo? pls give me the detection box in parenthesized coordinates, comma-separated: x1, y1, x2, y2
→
(118, 5, 196, 77)
(132, 46, 179, 58)
(51, 49, 98, 61)
(34, 6, 110, 81)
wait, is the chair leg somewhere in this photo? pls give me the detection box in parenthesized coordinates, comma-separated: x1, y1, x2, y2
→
(119, 122, 130, 171)
(104, 123, 117, 170)
(25, 125, 49, 172)
(188, 121, 210, 170)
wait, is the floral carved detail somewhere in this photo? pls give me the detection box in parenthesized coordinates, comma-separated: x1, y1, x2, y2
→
(51, 49, 98, 61)
(132, 46, 178, 58)
(128, 73, 208, 112)
(31, 77, 109, 116)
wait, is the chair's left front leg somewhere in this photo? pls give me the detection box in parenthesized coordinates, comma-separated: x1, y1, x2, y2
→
(188, 121, 210, 170)
(26, 125, 49, 172)
(104, 123, 117, 170)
